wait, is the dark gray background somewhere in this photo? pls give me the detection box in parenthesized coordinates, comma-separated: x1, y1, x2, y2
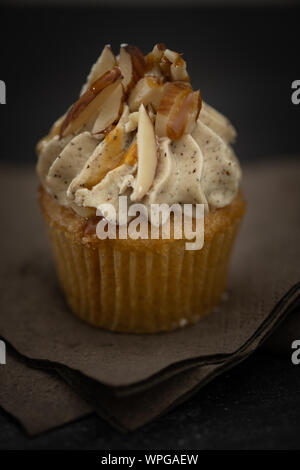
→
(0, 5, 300, 165)
(0, 3, 299, 450)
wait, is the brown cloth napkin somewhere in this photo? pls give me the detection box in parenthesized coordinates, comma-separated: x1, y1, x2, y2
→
(1, 287, 298, 434)
(0, 158, 299, 433)
(0, 349, 92, 435)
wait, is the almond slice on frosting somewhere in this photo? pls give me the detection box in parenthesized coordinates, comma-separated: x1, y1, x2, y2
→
(60, 67, 122, 138)
(145, 43, 166, 67)
(157, 48, 189, 82)
(162, 49, 189, 82)
(155, 82, 191, 138)
(67, 105, 131, 198)
(118, 44, 146, 93)
(155, 81, 201, 140)
(125, 106, 155, 133)
(128, 76, 164, 112)
(75, 163, 136, 215)
(131, 104, 157, 201)
(145, 43, 166, 77)
(183, 90, 202, 135)
(92, 82, 124, 134)
(81, 45, 116, 95)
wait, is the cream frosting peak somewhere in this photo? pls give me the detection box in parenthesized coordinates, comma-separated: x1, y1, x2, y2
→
(37, 44, 241, 218)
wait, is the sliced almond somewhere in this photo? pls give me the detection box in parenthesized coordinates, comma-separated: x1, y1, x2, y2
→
(159, 55, 172, 79)
(163, 49, 179, 63)
(145, 43, 166, 71)
(125, 106, 155, 134)
(74, 163, 136, 215)
(128, 76, 164, 112)
(182, 90, 202, 135)
(67, 106, 130, 197)
(155, 82, 201, 140)
(80, 125, 126, 188)
(131, 104, 157, 201)
(81, 45, 116, 95)
(92, 82, 124, 134)
(60, 67, 122, 138)
(155, 82, 189, 138)
(170, 57, 189, 82)
(118, 44, 146, 93)
(160, 49, 189, 82)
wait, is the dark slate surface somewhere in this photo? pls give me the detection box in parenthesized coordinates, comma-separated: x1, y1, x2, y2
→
(1, 351, 300, 450)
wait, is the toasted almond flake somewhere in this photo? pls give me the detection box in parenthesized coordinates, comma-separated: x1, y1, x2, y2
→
(128, 76, 164, 112)
(92, 82, 124, 134)
(81, 45, 116, 95)
(60, 67, 122, 138)
(131, 104, 157, 201)
(118, 45, 146, 93)
(155, 82, 201, 140)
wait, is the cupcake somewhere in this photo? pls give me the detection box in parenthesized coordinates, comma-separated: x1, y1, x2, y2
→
(37, 44, 245, 333)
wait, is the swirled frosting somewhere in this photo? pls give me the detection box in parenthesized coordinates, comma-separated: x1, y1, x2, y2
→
(37, 44, 241, 219)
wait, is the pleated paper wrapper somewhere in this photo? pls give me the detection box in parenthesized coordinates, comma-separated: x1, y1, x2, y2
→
(46, 215, 242, 333)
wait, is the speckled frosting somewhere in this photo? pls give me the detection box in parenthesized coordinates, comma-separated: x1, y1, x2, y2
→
(37, 44, 241, 218)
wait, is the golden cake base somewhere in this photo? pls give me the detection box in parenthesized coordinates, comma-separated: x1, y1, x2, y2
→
(39, 187, 245, 333)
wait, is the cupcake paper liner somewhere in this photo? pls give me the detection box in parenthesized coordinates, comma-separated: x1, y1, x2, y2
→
(46, 218, 242, 333)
